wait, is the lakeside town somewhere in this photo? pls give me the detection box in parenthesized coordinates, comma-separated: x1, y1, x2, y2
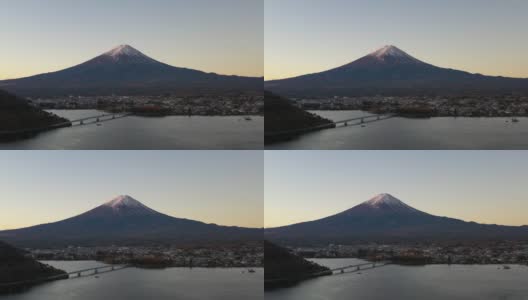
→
(288, 241, 528, 265)
(29, 94, 264, 116)
(291, 95, 528, 118)
(29, 244, 263, 268)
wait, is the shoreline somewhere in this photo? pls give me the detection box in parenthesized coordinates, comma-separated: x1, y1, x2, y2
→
(308, 257, 528, 267)
(308, 109, 528, 119)
(45, 109, 264, 117)
(40, 260, 263, 269)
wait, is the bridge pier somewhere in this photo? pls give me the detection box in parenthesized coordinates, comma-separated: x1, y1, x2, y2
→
(344, 122, 348, 126)
(77, 272, 81, 277)
(96, 117, 100, 122)
(360, 118, 364, 124)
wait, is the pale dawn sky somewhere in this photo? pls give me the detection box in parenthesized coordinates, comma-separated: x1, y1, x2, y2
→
(265, 151, 528, 228)
(0, 151, 263, 230)
(0, 0, 263, 80)
(265, 0, 528, 80)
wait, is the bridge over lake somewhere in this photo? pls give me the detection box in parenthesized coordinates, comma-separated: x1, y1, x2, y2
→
(67, 264, 131, 279)
(68, 113, 131, 126)
(315, 261, 391, 276)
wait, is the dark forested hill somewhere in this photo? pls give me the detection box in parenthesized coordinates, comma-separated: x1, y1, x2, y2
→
(0, 89, 67, 137)
(264, 91, 333, 143)
(0, 241, 67, 294)
(265, 240, 330, 289)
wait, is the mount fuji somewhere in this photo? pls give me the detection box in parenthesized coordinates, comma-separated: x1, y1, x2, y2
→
(0, 45, 262, 97)
(265, 45, 528, 96)
(0, 195, 262, 248)
(265, 193, 528, 245)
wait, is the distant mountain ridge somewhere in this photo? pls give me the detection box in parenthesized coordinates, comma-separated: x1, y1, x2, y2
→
(265, 45, 528, 96)
(0, 195, 262, 248)
(0, 45, 262, 96)
(265, 193, 528, 245)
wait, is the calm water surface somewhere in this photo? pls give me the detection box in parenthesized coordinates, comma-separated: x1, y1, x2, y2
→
(266, 258, 528, 300)
(266, 110, 528, 149)
(4, 261, 263, 300)
(0, 110, 263, 149)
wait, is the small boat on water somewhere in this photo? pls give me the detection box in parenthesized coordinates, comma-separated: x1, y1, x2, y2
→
(512, 118, 519, 123)
(244, 116, 252, 121)
(503, 265, 511, 270)
(248, 269, 256, 273)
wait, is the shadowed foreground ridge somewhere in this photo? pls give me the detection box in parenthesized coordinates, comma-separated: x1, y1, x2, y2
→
(0, 240, 67, 294)
(264, 240, 330, 289)
(264, 91, 333, 143)
(0, 89, 68, 138)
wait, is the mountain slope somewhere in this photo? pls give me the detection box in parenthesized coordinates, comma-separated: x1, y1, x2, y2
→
(0, 195, 262, 248)
(0, 45, 262, 96)
(265, 45, 528, 96)
(265, 193, 528, 244)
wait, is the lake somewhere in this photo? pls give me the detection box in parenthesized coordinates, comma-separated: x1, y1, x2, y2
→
(266, 258, 528, 300)
(266, 110, 528, 149)
(0, 110, 263, 149)
(3, 261, 263, 300)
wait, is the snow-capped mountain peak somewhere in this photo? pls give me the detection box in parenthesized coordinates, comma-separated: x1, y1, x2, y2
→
(367, 45, 420, 63)
(105, 45, 144, 57)
(362, 193, 417, 211)
(103, 195, 154, 213)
